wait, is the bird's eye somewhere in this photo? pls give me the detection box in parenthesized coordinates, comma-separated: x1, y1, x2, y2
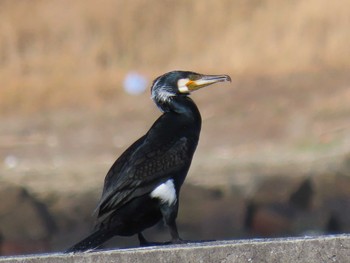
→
(189, 74, 201, 81)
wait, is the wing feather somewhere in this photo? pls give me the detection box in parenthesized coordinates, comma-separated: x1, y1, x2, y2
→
(96, 136, 189, 218)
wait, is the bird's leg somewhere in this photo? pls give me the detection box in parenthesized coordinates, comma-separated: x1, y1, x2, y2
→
(139, 232, 175, 247)
(160, 202, 184, 244)
(167, 220, 184, 244)
(138, 220, 185, 247)
(160, 202, 185, 244)
(138, 233, 149, 246)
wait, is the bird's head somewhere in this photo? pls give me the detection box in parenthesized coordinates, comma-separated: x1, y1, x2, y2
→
(151, 71, 231, 106)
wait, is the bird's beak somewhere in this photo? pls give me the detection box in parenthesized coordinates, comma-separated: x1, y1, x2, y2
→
(187, 74, 232, 91)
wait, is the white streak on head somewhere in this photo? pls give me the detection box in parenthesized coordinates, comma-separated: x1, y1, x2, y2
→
(152, 89, 174, 103)
(150, 179, 177, 205)
(151, 76, 175, 104)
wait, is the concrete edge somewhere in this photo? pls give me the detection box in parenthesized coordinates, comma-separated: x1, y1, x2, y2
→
(1, 234, 350, 262)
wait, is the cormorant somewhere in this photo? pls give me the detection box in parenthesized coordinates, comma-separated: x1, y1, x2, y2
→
(66, 70, 231, 253)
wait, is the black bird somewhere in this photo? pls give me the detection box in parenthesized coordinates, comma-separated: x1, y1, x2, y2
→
(66, 71, 231, 252)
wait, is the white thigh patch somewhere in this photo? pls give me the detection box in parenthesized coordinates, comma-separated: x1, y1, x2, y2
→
(150, 179, 177, 205)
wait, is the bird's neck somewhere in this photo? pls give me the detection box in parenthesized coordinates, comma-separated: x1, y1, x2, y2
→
(157, 96, 201, 119)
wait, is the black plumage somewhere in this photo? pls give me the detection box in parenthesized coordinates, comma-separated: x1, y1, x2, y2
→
(66, 71, 231, 253)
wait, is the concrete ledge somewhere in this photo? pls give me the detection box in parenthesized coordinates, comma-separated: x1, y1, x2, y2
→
(1, 235, 349, 263)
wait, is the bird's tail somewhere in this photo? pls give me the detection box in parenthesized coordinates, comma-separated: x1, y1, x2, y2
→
(65, 228, 115, 253)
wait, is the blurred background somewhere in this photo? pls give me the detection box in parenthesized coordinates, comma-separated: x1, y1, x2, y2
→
(0, 0, 350, 255)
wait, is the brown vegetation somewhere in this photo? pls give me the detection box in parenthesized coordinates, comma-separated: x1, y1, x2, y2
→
(0, 0, 349, 114)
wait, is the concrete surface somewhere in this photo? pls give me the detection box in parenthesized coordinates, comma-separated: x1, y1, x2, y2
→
(1, 234, 349, 263)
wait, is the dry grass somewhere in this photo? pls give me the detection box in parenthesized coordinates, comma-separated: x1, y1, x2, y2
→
(0, 0, 349, 114)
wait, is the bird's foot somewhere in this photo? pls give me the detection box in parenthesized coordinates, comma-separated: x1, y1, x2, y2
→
(139, 238, 186, 247)
(170, 237, 185, 244)
(138, 233, 168, 247)
(140, 238, 215, 247)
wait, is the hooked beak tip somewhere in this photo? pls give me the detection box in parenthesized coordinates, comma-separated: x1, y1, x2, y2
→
(224, 75, 232, 82)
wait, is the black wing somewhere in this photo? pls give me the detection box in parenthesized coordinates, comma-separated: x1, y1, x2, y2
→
(96, 135, 190, 219)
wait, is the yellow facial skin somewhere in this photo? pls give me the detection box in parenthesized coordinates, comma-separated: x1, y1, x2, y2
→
(177, 74, 231, 93)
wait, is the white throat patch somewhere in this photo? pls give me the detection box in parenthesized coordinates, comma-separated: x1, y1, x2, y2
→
(150, 179, 177, 205)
